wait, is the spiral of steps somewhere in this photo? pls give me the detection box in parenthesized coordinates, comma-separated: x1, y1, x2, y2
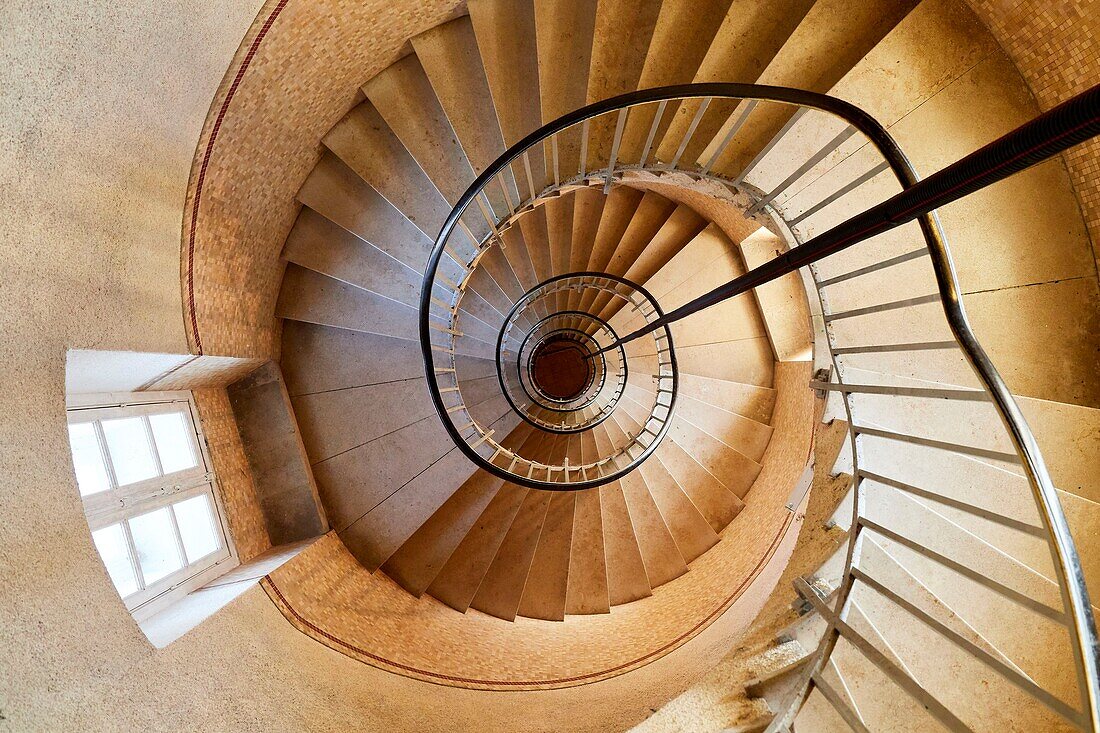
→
(251, 1, 1100, 730)
(280, 166, 776, 618)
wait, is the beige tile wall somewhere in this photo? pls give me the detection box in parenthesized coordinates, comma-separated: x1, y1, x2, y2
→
(183, 0, 466, 359)
(193, 387, 273, 562)
(965, 0, 1100, 273)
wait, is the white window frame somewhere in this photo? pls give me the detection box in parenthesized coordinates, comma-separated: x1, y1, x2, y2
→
(66, 391, 239, 621)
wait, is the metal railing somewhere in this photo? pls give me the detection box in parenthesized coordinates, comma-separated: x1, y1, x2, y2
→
(418, 82, 1100, 729)
(429, 265, 676, 489)
(506, 313, 618, 430)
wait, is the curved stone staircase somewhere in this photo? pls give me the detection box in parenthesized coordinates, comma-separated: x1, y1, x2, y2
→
(256, 1, 1100, 730)
(281, 168, 777, 617)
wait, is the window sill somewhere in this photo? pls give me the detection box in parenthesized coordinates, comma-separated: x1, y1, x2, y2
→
(138, 539, 317, 648)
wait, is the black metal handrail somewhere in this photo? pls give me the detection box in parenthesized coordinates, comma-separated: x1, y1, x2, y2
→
(419, 81, 1100, 728)
(495, 280, 636, 436)
(515, 318, 610, 412)
(589, 84, 1100, 357)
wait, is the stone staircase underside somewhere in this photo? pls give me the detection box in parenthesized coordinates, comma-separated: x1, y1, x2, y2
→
(263, 362, 813, 690)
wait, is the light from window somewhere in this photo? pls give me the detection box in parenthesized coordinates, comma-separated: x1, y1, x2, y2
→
(174, 494, 220, 563)
(101, 417, 159, 485)
(67, 398, 233, 614)
(150, 411, 198, 474)
(68, 422, 111, 496)
(91, 524, 139, 597)
(129, 507, 185, 585)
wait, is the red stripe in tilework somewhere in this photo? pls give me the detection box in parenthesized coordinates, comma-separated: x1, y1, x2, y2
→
(185, 0, 290, 354)
(261, 512, 795, 690)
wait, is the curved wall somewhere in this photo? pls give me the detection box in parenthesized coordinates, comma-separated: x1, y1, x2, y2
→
(182, 0, 466, 358)
(0, 0, 1096, 729)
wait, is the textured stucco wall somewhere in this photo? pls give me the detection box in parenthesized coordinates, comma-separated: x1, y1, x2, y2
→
(0, 0, 266, 727)
(2, 0, 1099, 730)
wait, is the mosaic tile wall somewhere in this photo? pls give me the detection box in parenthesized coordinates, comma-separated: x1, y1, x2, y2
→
(193, 387, 273, 562)
(965, 0, 1100, 271)
(182, 0, 1098, 365)
(182, 0, 465, 359)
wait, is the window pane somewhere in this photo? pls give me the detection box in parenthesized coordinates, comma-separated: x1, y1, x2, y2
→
(149, 411, 198, 475)
(91, 524, 139, 597)
(68, 423, 111, 496)
(173, 494, 220, 563)
(128, 508, 183, 585)
(101, 417, 159, 485)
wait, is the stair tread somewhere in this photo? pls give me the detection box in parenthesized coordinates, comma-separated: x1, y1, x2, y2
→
(655, 0, 815, 166)
(675, 372, 777, 425)
(383, 469, 506, 595)
(428, 482, 530, 612)
(599, 480, 654, 605)
(516, 204, 555, 289)
(499, 225, 545, 307)
(280, 321, 433, 398)
(666, 391, 774, 462)
(277, 264, 419, 343)
(467, 0, 544, 196)
(361, 53, 479, 209)
(470, 488, 553, 621)
(411, 14, 519, 214)
(284, 209, 424, 308)
(324, 101, 478, 254)
(613, 206, 708, 312)
(612, 398, 721, 561)
(655, 438, 745, 532)
(291, 375, 436, 462)
(478, 244, 527, 305)
(566, 187, 606, 309)
(315, 390, 511, 530)
(534, 0, 596, 180)
(590, 423, 652, 604)
(340, 447, 478, 571)
(618, 466, 688, 587)
(630, 339, 775, 388)
(583, 0, 662, 169)
(588, 191, 676, 316)
(615, 0, 734, 163)
(543, 193, 575, 312)
(517, 491, 577, 621)
(297, 153, 438, 276)
(565, 487, 611, 614)
(665, 412, 762, 499)
(580, 186, 645, 312)
(706, 0, 921, 176)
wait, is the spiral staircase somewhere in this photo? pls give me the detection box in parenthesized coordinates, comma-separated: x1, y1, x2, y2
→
(229, 2, 1100, 731)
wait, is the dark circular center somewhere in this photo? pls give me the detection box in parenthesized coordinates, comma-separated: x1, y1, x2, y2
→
(530, 336, 594, 401)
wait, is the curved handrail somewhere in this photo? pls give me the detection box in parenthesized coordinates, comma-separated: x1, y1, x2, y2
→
(520, 327, 603, 408)
(497, 297, 628, 434)
(419, 81, 1100, 727)
(515, 322, 610, 413)
(419, 85, 884, 494)
(428, 267, 676, 491)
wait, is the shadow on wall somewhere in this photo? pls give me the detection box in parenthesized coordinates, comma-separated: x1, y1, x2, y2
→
(62, 349, 321, 648)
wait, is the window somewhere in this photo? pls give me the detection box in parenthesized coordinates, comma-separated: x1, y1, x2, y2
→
(66, 394, 236, 620)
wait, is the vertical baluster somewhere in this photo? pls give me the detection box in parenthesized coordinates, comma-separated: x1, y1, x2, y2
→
(639, 100, 668, 167)
(669, 96, 712, 169)
(579, 118, 590, 179)
(604, 107, 629, 193)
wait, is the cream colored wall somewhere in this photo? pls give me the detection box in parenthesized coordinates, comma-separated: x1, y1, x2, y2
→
(0, 0, 269, 726)
(2, 0, 1098, 731)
